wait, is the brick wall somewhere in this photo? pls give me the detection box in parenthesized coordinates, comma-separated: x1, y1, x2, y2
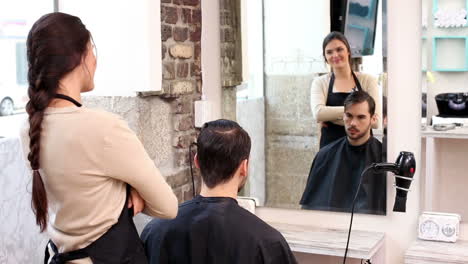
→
(159, 0, 203, 202)
(219, 0, 242, 87)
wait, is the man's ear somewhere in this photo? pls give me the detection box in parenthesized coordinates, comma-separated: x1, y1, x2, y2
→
(371, 113, 377, 125)
(240, 159, 249, 177)
(194, 153, 200, 169)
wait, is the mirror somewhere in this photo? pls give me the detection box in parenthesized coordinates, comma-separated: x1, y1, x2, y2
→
(235, 0, 387, 215)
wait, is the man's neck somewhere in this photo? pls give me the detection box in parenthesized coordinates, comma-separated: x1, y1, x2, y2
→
(199, 182, 238, 199)
(347, 133, 372, 146)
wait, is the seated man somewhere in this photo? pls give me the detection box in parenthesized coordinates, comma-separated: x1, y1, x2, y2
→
(300, 91, 386, 215)
(141, 119, 297, 264)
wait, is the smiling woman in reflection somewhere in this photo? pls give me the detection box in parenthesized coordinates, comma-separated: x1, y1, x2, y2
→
(311, 31, 381, 148)
(300, 91, 386, 215)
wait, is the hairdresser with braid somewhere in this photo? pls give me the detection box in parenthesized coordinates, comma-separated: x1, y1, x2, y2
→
(19, 13, 177, 264)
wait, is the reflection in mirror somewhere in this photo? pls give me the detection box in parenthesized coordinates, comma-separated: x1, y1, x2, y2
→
(236, 0, 387, 215)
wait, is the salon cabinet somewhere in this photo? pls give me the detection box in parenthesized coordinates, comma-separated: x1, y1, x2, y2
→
(268, 222, 385, 263)
(406, 127, 468, 263)
(404, 239, 468, 263)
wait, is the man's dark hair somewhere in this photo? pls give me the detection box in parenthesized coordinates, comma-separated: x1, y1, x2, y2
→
(196, 119, 251, 188)
(344, 90, 376, 116)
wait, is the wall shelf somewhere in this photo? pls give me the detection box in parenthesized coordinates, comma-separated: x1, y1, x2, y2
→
(268, 222, 385, 261)
(432, 36, 468, 71)
(432, 0, 468, 28)
(405, 239, 468, 263)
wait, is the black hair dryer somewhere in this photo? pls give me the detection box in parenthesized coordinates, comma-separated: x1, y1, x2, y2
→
(370, 152, 416, 212)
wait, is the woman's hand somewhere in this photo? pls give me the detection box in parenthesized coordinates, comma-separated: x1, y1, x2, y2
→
(128, 187, 145, 216)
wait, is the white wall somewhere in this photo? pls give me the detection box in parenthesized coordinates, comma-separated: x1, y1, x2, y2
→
(256, 1, 423, 264)
(59, 0, 162, 96)
(201, 0, 222, 119)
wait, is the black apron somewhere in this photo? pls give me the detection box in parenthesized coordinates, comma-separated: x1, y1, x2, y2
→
(319, 72, 362, 148)
(44, 94, 148, 264)
(44, 186, 148, 264)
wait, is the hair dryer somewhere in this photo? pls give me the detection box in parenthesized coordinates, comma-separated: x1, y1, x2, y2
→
(370, 151, 416, 212)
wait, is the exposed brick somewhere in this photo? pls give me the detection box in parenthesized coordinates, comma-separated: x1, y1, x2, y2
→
(172, 96, 193, 114)
(181, 8, 191, 24)
(225, 44, 235, 59)
(182, 185, 194, 201)
(190, 62, 201, 77)
(221, 28, 234, 43)
(174, 149, 190, 166)
(161, 25, 172, 41)
(163, 62, 175, 80)
(220, 11, 231, 26)
(176, 62, 189, 78)
(173, 187, 183, 203)
(194, 43, 201, 60)
(196, 79, 202, 93)
(162, 45, 167, 60)
(165, 169, 190, 187)
(175, 115, 193, 131)
(169, 44, 193, 59)
(182, 0, 199, 6)
(219, 0, 228, 10)
(171, 81, 195, 95)
(164, 7, 179, 24)
(174, 27, 188, 42)
(173, 133, 196, 149)
(190, 25, 201, 42)
(192, 10, 201, 24)
(161, 0, 171, 3)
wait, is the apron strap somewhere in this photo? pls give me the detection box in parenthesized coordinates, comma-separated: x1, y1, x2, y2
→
(351, 71, 363, 91)
(45, 240, 89, 264)
(327, 71, 363, 96)
(327, 73, 335, 96)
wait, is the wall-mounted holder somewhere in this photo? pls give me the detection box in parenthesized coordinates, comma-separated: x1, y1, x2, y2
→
(432, 36, 468, 71)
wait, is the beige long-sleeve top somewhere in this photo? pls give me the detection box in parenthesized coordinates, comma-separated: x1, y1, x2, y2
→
(20, 106, 178, 263)
(310, 72, 382, 128)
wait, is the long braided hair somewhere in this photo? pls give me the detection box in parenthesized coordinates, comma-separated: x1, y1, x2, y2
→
(26, 12, 90, 232)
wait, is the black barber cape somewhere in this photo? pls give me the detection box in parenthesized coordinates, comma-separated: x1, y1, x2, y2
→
(141, 195, 297, 264)
(300, 136, 386, 215)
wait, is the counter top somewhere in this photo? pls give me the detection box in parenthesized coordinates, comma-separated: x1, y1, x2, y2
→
(405, 239, 468, 264)
(422, 126, 468, 139)
(268, 222, 385, 260)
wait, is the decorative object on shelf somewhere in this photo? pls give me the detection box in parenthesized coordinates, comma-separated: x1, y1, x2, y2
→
(418, 212, 461, 243)
(434, 9, 467, 27)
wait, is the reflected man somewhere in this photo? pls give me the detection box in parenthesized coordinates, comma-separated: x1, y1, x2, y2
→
(300, 91, 386, 215)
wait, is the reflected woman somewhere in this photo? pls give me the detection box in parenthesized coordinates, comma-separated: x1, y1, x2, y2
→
(310, 31, 381, 148)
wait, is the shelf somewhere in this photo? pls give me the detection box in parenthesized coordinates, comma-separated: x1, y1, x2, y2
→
(268, 222, 385, 260)
(422, 126, 468, 139)
(405, 239, 468, 263)
(432, 37, 468, 72)
(432, 0, 468, 28)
